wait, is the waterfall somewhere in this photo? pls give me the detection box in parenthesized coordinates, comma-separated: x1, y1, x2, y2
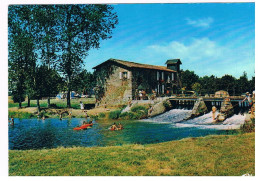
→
(141, 109, 246, 130)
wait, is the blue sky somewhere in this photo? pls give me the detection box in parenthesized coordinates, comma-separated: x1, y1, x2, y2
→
(84, 3, 255, 79)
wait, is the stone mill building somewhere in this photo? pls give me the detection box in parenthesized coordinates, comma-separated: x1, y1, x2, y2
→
(93, 58, 182, 104)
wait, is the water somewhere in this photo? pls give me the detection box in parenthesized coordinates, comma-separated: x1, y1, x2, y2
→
(9, 109, 245, 150)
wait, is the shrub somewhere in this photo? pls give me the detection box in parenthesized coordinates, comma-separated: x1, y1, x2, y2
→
(130, 105, 148, 119)
(240, 118, 255, 133)
(108, 110, 121, 119)
(90, 114, 98, 120)
(127, 112, 138, 120)
(131, 105, 147, 113)
(8, 111, 34, 119)
(98, 112, 106, 118)
(119, 112, 129, 120)
(163, 100, 172, 110)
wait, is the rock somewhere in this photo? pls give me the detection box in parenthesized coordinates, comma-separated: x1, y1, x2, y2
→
(148, 100, 172, 117)
(216, 98, 234, 122)
(191, 98, 208, 117)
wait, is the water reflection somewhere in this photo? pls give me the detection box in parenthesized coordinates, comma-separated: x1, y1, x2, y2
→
(9, 110, 242, 150)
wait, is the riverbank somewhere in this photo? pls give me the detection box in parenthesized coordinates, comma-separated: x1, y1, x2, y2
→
(9, 132, 254, 176)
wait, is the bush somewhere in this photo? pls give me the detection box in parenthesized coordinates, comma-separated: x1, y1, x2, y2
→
(108, 110, 121, 119)
(119, 112, 129, 119)
(130, 105, 148, 119)
(131, 105, 147, 113)
(163, 100, 172, 110)
(98, 112, 106, 118)
(127, 112, 138, 120)
(8, 111, 34, 119)
(90, 114, 98, 120)
(240, 119, 255, 133)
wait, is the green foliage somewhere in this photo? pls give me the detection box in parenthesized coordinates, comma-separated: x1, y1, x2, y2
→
(98, 112, 106, 118)
(108, 110, 121, 119)
(192, 82, 202, 94)
(163, 101, 172, 111)
(240, 119, 255, 133)
(89, 114, 98, 120)
(119, 112, 129, 119)
(71, 70, 96, 95)
(130, 105, 147, 113)
(129, 105, 148, 119)
(181, 70, 199, 90)
(9, 111, 35, 119)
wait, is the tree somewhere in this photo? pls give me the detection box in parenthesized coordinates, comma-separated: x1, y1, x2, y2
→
(199, 75, 217, 95)
(192, 82, 202, 94)
(219, 74, 236, 95)
(56, 4, 118, 107)
(181, 70, 199, 90)
(71, 70, 96, 95)
(31, 66, 62, 112)
(8, 5, 37, 108)
(33, 5, 60, 108)
(236, 71, 249, 94)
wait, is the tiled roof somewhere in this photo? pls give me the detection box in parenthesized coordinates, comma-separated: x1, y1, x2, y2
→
(93, 58, 176, 72)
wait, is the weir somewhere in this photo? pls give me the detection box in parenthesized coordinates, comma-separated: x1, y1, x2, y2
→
(169, 96, 250, 114)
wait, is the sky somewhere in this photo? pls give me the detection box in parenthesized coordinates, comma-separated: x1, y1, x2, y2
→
(84, 3, 255, 79)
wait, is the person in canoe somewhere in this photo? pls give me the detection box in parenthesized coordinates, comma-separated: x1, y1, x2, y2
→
(117, 123, 124, 130)
(110, 122, 118, 131)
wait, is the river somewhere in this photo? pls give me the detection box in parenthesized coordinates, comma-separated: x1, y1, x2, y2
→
(8, 109, 245, 150)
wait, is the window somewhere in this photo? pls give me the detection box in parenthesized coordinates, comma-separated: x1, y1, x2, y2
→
(162, 84, 164, 93)
(122, 72, 128, 79)
(162, 72, 164, 80)
(172, 73, 174, 81)
(157, 71, 159, 80)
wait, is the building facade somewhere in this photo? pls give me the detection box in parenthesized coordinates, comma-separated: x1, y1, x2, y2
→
(93, 58, 182, 104)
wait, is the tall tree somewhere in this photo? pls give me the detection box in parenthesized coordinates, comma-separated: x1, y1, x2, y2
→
(236, 71, 249, 94)
(57, 4, 118, 107)
(181, 70, 199, 90)
(71, 70, 96, 96)
(34, 5, 60, 107)
(8, 5, 37, 108)
(219, 74, 236, 95)
(31, 66, 61, 112)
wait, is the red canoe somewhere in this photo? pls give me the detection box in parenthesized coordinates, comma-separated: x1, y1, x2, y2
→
(73, 123, 93, 130)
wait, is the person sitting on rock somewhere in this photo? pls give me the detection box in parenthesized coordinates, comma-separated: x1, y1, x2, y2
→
(212, 106, 217, 121)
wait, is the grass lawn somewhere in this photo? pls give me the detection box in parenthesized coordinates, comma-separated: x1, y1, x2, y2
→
(8, 96, 96, 109)
(9, 133, 255, 176)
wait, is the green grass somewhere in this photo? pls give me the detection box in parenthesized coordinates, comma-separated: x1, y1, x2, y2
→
(8, 111, 35, 119)
(9, 133, 255, 176)
(8, 97, 96, 109)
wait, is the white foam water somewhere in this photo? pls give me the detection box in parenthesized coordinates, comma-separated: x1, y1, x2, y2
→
(142, 109, 246, 130)
(141, 109, 192, 124)
(174, 112, 246, 130)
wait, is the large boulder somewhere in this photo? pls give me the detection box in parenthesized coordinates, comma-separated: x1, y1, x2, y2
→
(191, 98, 208, 117)
(216, 98, 234, 122)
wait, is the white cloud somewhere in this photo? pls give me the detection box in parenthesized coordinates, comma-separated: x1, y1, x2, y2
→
(186, 17, 214, 28)
(144, 38, 255, 78)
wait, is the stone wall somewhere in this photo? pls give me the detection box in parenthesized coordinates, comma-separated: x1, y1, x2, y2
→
(95, 63, 133, 105)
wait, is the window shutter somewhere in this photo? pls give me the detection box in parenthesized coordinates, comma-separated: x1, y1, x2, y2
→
(127, 71, 131, 79)
(162, 72, 164, 80)
(162, 84, 164, 93)
(119, 72, 122, 79)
